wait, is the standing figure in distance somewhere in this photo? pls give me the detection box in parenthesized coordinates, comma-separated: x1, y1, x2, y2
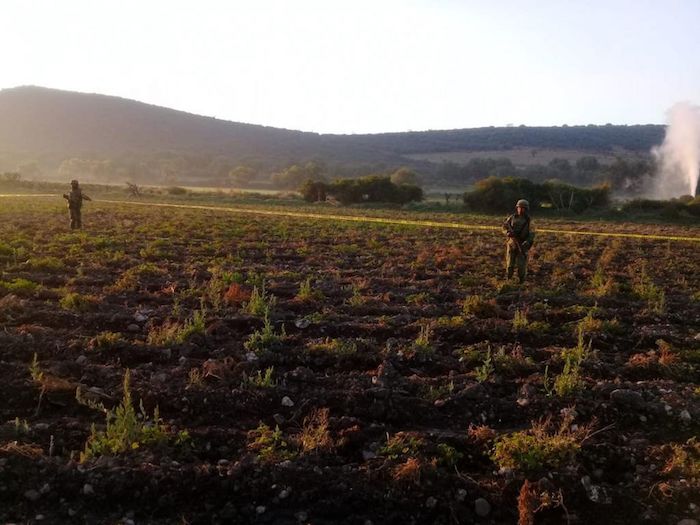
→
(502, 199, 535, 284)
(63, 180, 92, 230)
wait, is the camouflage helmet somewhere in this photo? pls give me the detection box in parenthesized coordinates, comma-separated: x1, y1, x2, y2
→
(71, 179, 79, 187)
(516, 199, 529, 209)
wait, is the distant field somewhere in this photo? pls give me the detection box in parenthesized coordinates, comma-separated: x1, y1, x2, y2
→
(405, 147, 647, 166)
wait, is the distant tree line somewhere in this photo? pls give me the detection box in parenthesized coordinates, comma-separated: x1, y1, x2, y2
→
(436, 156, 654, 194)
(348, 124, 664, 155)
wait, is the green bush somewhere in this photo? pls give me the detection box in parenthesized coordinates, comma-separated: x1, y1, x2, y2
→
(463, 177, 610, 214)
(300, 175, 423, 205)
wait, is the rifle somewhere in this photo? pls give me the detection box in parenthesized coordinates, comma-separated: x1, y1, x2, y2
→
(503, 219, 525, 257)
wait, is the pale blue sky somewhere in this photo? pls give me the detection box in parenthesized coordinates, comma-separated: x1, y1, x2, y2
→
(1, 0, 699, 133)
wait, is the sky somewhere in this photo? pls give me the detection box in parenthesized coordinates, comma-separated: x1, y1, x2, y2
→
(1, 0, 699, 134)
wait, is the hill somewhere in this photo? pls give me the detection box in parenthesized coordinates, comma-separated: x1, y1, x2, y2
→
(0, 86, 665, 186)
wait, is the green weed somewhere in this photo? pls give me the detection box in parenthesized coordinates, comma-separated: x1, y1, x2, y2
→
(491, 414, 589, 472)
(296, 277, 324, 302)
(241, 367, 276, 389)
(475, 348, 494, 383)
(80, 370, 184, 461)
(59, 292, 98, 312)
(0, 278, 39, 297)
(244, 282, 277, 316)
(147, 310, 206, 346)
(247, 423, 296, 462)
(379, 433, 424, 460)
(244, 313, 285, 354)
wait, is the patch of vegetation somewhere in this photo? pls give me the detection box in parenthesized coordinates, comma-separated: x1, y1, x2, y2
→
(147, 310, 206, 346)
(632, 266, 666, 313)
(0, 278, 39, 297)
(27, 256, 65, 272)
(109, 263, 166, 292)
(247, 423, 296, 462)
(244, 313, 285, 354)
(544, 329, 591, 397)
(462, 295, 497, 317)
(663, 438, 700, 477)
(81, 370, 188, 461)
(436, 443, 463, 468)
(379, 433, 425, 460)
(307, 337, 358, 357)
(296, 277, 324, 303)
(421, 381, 455, 402)
(299, 408, 332, 453)
(411, 323, 434, 357)
(244, 282, 277, 316)
(241, 367, 276, 389)
(491, 414, 589, 472)
(89, 331, 124, 350)
(59, 292, 98, 312)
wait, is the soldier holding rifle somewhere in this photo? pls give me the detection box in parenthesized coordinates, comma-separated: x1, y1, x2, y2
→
(502, 199, 535, 284)
(63, 179, 92, 230)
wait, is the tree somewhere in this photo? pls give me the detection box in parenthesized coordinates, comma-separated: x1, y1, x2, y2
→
(575, 156, 600, 172)
(390, 167, 420, 186)
(229, 165, 257, 187)
(547, 158, 573, 180)
(272, 161, 327, 189)
(300, 180, 327, 202)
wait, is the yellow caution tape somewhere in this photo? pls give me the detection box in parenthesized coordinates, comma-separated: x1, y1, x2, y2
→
(95, 199, 700, 243)
(2, 194, 698, 243)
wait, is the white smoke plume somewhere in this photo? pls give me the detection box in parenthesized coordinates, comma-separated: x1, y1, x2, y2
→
(650, 101, 700, 199)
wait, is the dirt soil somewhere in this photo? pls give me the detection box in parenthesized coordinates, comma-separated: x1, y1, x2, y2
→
(0, 198, 698, 524)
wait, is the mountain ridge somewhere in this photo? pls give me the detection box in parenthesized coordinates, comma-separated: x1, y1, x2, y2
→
(0, 86, 666, 185)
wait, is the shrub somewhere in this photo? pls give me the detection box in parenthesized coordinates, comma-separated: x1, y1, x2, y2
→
(306, 175, 423, 205)
(463, 177, 610, 213)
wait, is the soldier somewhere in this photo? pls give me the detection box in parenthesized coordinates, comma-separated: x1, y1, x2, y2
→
(502, 199, 535, 283)
(62, 180, 92, 229)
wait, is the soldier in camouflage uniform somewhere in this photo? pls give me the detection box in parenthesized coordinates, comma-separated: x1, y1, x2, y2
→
(502, 199, 535, 283)
(63, 180, 92, 229)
